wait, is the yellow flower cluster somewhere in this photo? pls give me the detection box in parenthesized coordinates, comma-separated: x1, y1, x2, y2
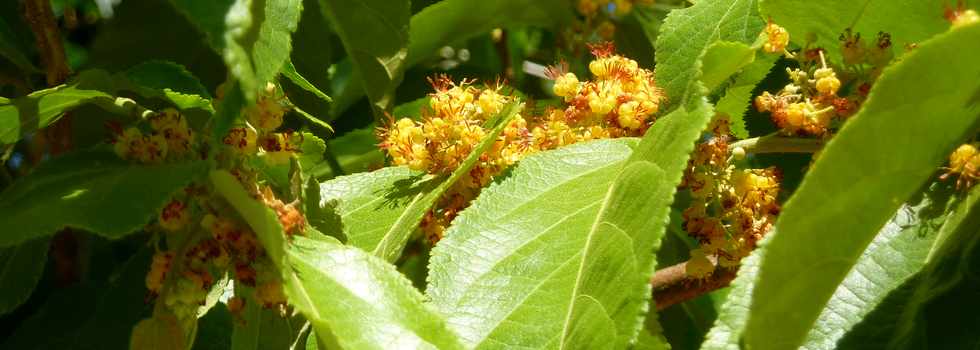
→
(382, 49, 665, 241)
(754, 51, 845, 137)
(681, 116, 781, 278)
(113, 108, 196, 163)
(941, 143, 980, 189)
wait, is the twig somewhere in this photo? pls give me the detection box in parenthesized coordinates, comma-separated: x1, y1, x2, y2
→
(729, 133, 825, 154)
(23, 0, 70, 86)
(651, 257, 739, 311)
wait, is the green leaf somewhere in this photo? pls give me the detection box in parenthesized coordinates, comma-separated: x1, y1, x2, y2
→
(699, 41, 757, 94)
(282, 59, 332, 103)
(801, 184, 959, 349)
(0, 238, 50, 316)
(700, 243, 765, 350)
(195, 304, 233, 350)
(714, 54, 777, 139)
(0, 74, 113, 145)
(315, 102, 522, 262)
(426, 98, 712, 349)
(286, 236, 465, 349)
(168, 0, 237, 51)
(223, 0, 304, 100)
(743, 23, 980, 350)
(759, 0, 976, 63)
(330, 0, 573, 118)
(0, 150, 209, 247)
(655, 0, 765, 110)
(319, 0, 408, 115)
(634, 329, 671, 350)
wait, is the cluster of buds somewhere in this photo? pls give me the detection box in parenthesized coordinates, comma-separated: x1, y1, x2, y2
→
(941, 143, 980, 189)
(681, 115, 781, 278)
(838, 29, 895, 78)
(381, 46, 665, 242)
(222, 83, 304, 167)
(754, 50, 850, 136)
(261, 187, 306, 237)
(762, 21, 790, 55)
(111, 108, 196, 163)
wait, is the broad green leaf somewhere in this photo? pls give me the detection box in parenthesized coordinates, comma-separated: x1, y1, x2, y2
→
(655, 0, 765, 110)
(319, 0, 409, 115)
(800, 184, 958, 349)
(700, 41, 757, 93)
(714, 54, 778, 139)
(426, 98, 712, 349)
(634, 329, 671, 350)
(743, 23, 980, 350)
(282, 59, 332, 103)
(759, 0, 979, 63)
(286, 236, 465, 349)
(168, 0, 237, 51)
(223, 0, 303, 100)
(0, 238, 50, 316)
(330, 0, 573, 118)
(315, 102, 522, 262)
(0, 75, 113, 145)
(0, 15, 36, 73)
(0, 150, 209, 247)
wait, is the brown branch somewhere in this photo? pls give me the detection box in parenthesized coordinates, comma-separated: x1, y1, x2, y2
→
(651, 256, 739, 311)
(23, 0, 71, 86)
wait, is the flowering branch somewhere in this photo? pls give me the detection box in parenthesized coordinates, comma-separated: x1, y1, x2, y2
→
(651, 256, 738, 311)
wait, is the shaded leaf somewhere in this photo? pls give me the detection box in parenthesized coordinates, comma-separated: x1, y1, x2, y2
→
(125, 60, 212, 98)
(232, 285, 305, 350)
(743, 23, 980, 350)
(714, 53, 777, 139)
(168, 0, 237, 51)
(309, 127, 384, 179)
(0, 73, 113, 145)
(0, 238, 50, 316)
(700, 41, 757, 93)
(0, 15, 36, 73)
(282, 59, 332, 103)
(0, 150, 209, 247)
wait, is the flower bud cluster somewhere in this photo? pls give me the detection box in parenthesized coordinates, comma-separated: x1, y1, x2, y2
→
(681, 115, 781, 279)
(754, 52, 848, 136)
(112, 108, 197, 163)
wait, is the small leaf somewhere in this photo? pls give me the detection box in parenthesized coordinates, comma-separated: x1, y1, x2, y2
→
(125, 60, 212, 98)
(655, 0, 764, 110)
(223, 0, 303, 99)
(0, 238, 50, 316)
(282, 59, 332, 103)
(316, 102, 522, 262)
(0, 73, 114, 145)
(742, 23, 980, 350)
(0, 150, 209, 247)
